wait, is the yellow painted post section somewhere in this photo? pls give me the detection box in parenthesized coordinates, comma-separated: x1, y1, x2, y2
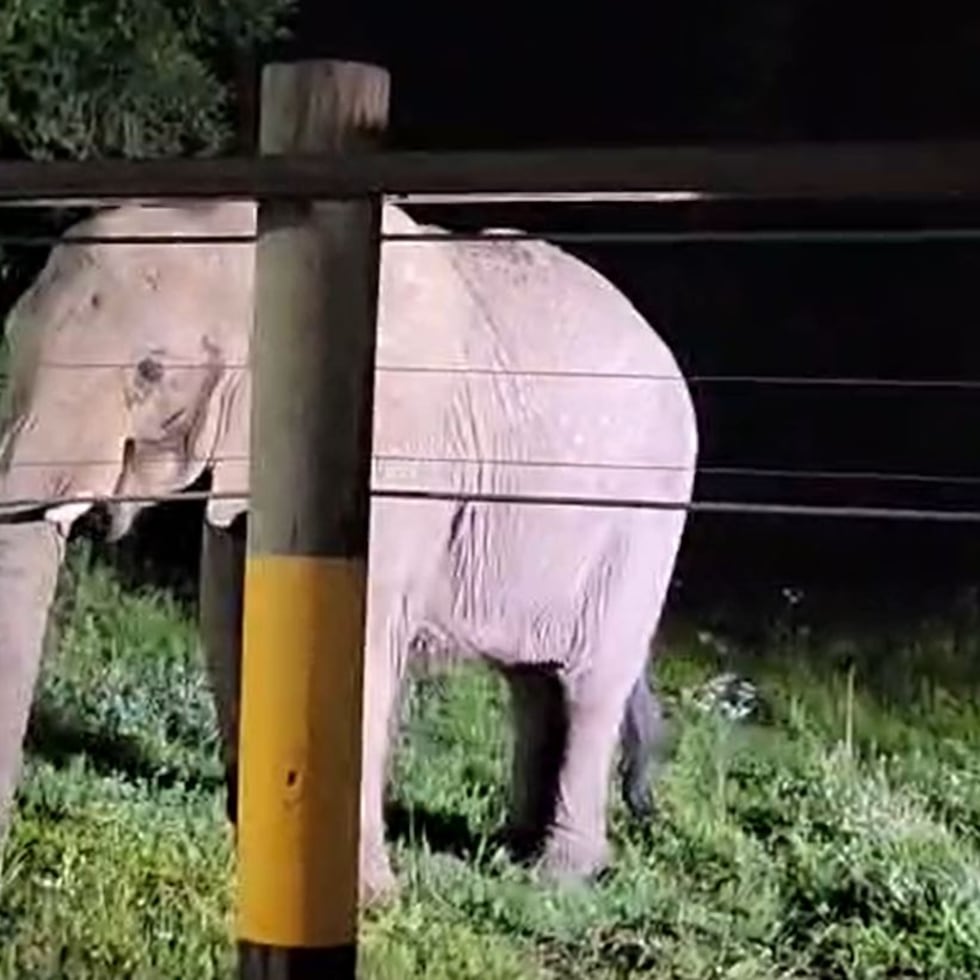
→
(236, 555, 366, 948)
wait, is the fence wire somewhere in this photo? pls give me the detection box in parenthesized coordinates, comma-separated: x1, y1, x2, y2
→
(6, 486, 980, 526)
(24, 361, 980, 392)
(7, 453, 980, 489)
(3, 211, 980, 526)
(8, 227, 980, 248)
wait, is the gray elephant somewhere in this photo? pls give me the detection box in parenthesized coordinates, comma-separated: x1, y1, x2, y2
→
(0, 200, 698, 902)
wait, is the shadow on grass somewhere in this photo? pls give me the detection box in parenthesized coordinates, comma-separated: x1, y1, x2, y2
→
(23, 700, 224, 793)
(24, 702, 494, 862)
(218, 776, 492, 861)
(67, 475, 210, 609)
(383, 799, 487, 862)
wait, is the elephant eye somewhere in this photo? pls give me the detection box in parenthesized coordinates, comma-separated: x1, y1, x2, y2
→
(136, 357, 164, 384)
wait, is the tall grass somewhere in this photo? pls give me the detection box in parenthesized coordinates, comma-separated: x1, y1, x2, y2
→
(2, 540, 980, 977)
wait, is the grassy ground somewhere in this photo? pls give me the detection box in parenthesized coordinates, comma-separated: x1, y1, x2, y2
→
(2, 543, 980, 978)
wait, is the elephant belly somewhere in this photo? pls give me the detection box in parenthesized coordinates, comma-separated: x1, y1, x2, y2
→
(368, 412, 694, 676)
(384, 498, 637, 676)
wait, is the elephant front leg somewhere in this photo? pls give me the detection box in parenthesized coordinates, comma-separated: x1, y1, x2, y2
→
(358, 613, 404, 905)
(198, 516, 246, 823)
(0, 523, 66, 849)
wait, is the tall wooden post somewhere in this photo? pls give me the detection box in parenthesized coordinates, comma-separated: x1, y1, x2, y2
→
(236, 59, 389, 978)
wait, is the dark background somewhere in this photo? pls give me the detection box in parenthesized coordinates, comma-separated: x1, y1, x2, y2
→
(277, 3, 980, 146)
(151, 4, 980, 625)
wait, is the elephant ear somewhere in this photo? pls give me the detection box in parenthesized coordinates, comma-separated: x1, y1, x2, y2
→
(204, 363, 250, 529)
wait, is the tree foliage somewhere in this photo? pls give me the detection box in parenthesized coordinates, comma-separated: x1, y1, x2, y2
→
(0, 0, 296, 161)
(0, 0, 297, 353)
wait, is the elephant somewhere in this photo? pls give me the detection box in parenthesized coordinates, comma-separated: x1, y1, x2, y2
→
(0, 198, 698, 902)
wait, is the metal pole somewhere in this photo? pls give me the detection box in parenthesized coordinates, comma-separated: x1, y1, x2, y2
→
(236, 59, 389, 978)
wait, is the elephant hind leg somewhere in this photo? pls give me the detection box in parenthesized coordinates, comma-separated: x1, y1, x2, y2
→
(538, 606, 668, 882)
(501, 664, 566, 863)
(537, 671, 630, 883)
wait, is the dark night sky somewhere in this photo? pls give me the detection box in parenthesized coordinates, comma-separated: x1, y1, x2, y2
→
(252, 4, 980, 617)
(278, 4, 980, 146)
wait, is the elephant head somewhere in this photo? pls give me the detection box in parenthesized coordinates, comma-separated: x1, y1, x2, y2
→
(0, 200, 256, 843)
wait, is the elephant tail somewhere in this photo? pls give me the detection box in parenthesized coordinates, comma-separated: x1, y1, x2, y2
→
(618, 665, 667, 820)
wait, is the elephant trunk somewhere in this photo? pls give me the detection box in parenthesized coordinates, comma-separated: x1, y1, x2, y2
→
(0, 521, 65, 847)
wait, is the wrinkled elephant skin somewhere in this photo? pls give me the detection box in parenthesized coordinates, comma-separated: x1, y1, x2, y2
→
(0, 201, 699, 901)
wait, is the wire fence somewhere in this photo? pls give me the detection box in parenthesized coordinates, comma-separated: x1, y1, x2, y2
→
(10, 487, 980, 526)
(9, 453, 980, 487)
(8, 227, 980, 248)
(3, 201, 980, 526)
(24, 361, 980, 391)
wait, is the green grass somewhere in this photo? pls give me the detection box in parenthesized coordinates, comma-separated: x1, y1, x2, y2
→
(3, 542, 980, 977)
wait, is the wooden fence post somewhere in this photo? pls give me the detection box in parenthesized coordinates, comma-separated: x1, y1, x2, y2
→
(236, 59, 389, 979)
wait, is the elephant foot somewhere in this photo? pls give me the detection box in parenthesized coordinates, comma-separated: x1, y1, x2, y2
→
(360, 845, 399, 908)
(535, 827, 611, 885)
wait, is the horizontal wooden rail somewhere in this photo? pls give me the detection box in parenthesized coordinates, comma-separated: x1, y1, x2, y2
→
(1, 142, 980, 206)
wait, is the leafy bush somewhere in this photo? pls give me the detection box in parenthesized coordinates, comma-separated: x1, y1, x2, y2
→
(0, 0, 296, 160)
